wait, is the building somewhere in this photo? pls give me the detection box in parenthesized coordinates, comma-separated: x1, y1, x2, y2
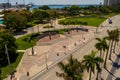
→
(0, 3, 12, 9)
(104, 0, 120, 6)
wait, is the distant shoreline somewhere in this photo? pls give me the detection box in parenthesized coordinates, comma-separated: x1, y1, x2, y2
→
(30, 4, 100, 10)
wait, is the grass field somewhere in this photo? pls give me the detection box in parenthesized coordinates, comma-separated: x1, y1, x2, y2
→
(1, 34, 38, 80)
(1, 52, 24, 80)
(15, 34, 38, 50)
(59, 16, 106, 27)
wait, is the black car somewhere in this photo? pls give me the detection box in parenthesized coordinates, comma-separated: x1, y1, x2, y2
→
(109, 19, 112, 24)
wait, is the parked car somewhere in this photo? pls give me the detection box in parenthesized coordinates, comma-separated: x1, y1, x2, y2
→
(109, 19, 112, 24)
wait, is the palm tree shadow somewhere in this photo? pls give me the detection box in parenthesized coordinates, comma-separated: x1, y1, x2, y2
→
(110, 59, 114, 63)
(112, 54, 120, 69)
(115, 77, 120, 80)
(109, 54, 120, 69)
(104, 68, 116, 78)
(117, 54, 120, 58)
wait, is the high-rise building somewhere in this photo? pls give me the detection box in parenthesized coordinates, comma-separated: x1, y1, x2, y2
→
(104, 0, 120, 6)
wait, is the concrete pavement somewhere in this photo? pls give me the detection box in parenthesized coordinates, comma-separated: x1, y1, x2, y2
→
(29, 14, 120, 80)
(11, 14, 120, 80)
(15, 29, 95, 80)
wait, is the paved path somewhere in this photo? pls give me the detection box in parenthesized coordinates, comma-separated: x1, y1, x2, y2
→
(11, 14, 120, 80)
(32, 27, 115, 80)
(29, 14, 120, 80)
(106, 53, 120, 80)
(16, 29, 95, 80)
(14, 18, 96, 39)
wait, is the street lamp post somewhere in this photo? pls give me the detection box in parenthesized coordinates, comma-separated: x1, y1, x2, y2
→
(96, 27, 98, 34)
(5, 44, 13, 79)
(28, 38, 34, 55)
(45, 52, 48, 69)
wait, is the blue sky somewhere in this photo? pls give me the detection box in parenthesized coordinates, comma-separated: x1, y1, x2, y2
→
(0, 0, 104, 5)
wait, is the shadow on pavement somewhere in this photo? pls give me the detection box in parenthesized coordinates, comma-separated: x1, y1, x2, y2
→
(116, 77, 120, 80)
(105, 68, 116, 78)
(112, 54, 120, 69)
(13, 31, 27, 36)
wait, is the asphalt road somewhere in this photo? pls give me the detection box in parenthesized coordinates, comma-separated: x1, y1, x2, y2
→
(30, 14, 120, 80)
(30, 27, 115, 80)
(15, 14, 120, 80)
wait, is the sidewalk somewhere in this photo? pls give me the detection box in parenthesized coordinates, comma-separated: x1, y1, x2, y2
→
(14, 29, 95, 80)
(90, 42, 120, 80)
(10, 14, 120, 80)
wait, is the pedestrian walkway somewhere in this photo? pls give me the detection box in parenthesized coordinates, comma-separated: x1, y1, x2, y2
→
(10, 14, 120, 80)
(13, 28, 95, 80)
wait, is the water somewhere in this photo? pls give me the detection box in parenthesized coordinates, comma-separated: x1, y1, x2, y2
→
(0, 20, 4, 24)
(30, 4, 99, 11)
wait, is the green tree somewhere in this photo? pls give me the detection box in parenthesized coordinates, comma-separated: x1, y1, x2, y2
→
(113, 29, 119, 53)
(95, 37, 108, 58)
(32, 9, 49, 23)
(0, 30, 17, 67)
(39, 5, 50, 10)
(104, 29, 119, 67)
(4, 13, 27, 32)
(68, 5, 80, 16)
(82, 51, 103, 80)
(56, 55, 84, 80)
(19, 10, 33, 22)
(99, 6, 111, 13)
(108, 29, 118, 60)
(112, 5, 120, 13)
(87, 6, 98, 13)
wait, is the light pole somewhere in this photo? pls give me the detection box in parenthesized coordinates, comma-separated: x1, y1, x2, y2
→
(45, 52, 48, 69)
(5, 44, 13, 79)
(37, 25, 39, 33)
(96, 27, 98, 34)
(28, 29, 34, 56)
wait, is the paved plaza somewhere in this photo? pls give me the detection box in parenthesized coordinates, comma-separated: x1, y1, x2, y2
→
(15, 28, 95, 80)
(9, 14, 120, 80)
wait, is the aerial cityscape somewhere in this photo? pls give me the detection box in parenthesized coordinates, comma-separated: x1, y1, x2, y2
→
(0, 0, 120, 80)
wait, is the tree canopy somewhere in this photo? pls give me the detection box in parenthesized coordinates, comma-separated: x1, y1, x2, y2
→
(32, 9, 49, 23)
(39, 5, 50, 10)
(68, 5, 80, 16)
(0, 30, 17, 67)
(4, 12, 27, 32)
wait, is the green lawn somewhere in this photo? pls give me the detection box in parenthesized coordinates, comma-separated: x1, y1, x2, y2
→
(15, 34, 38, 50)
(1, 34, 38, 80)
(59, 16, 106, 27)
(1, 52, 24, 80)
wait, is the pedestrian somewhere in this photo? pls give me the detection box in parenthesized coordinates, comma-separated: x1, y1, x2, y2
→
(27, 72, 29, 76)
(74, 43, 76, 46)
(57, 53, 59, 56)
(10, 74, 12, 80)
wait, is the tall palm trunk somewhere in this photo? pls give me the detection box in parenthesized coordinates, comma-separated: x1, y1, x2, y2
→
(100, 50, 102, 58)
(104, 40, 111, 68)
(49, 32, 51, 40)
(96, 70, 99, 80)
(89, 70, 92, 80)
(99, 50, 103, 67)
(109, 40, 114, 60)
(113, 41, 117, 53)
(76, 27, 79, 32)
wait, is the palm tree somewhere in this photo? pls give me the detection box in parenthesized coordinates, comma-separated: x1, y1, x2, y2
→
(113, 29, 119, 53)
(108, 29, 119, 60)
(95, 37, 108, 58)
(104, 36, 110, 68)
(82, 51, 103, 80)
(104, 29, 119, 67)
(56, 55, 84, 80)
(106, 30, 114, 60)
